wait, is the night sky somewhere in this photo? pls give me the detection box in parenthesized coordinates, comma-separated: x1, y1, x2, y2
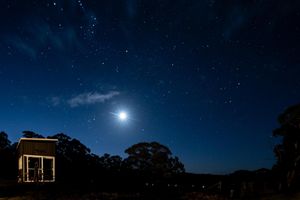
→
(0, 0, 300, 174)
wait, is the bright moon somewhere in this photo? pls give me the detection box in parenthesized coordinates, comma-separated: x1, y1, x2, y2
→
(119, 112, 127, 121)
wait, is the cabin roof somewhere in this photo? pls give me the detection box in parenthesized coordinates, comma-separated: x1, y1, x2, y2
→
(17, 137, 58, 149)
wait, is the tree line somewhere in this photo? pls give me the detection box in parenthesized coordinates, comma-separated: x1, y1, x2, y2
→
(273, 104, 300, 191)
(1, 103, 300, 192)
(0, 131, 185, 187)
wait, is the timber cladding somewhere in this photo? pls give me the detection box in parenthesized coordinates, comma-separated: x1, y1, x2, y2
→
(18, 140, 56, 156)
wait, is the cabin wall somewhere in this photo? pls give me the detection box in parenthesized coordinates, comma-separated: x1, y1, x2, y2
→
(19, 140, 56, 156)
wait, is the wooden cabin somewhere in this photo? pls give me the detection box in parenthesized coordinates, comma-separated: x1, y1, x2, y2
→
(17, 138, 58, 183)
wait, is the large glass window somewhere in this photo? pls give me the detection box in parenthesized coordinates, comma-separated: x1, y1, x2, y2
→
(43, 158, 54, 181)
(23, 155, 55, 182)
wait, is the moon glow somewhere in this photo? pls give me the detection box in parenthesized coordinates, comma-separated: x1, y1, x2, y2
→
(118, 112, 128, 121)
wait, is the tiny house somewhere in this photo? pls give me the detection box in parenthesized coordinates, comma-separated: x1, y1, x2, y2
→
(17, 138, 58, 183)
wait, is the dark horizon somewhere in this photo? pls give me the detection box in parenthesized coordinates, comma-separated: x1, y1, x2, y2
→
(0, 0, 300, 174)
(0, 130, 275, 175)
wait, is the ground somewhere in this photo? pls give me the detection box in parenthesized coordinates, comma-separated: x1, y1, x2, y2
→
(1, 192, 300, 200)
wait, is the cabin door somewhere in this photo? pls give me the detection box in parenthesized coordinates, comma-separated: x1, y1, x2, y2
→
(27, 157, 42, 182)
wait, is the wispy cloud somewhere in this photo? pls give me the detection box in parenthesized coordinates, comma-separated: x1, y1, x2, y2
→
(68, 91, 120, 107)
(50, 96, 61, 106)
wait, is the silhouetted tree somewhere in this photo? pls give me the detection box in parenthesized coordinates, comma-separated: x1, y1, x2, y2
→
(0, 131, 11, 150)
(22, 130, 44, 138)
(0, 132, 17, 179)
(49, 133, 91, 160)
(99, 153, 123, 171)
(48, 133, 94, 182)
(110, 155, 123, 171)
(273, 104, 300, 189)
(169, 156, 185, 174)
(48, 133, 71, 159)
(124, 142, 185, 177)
